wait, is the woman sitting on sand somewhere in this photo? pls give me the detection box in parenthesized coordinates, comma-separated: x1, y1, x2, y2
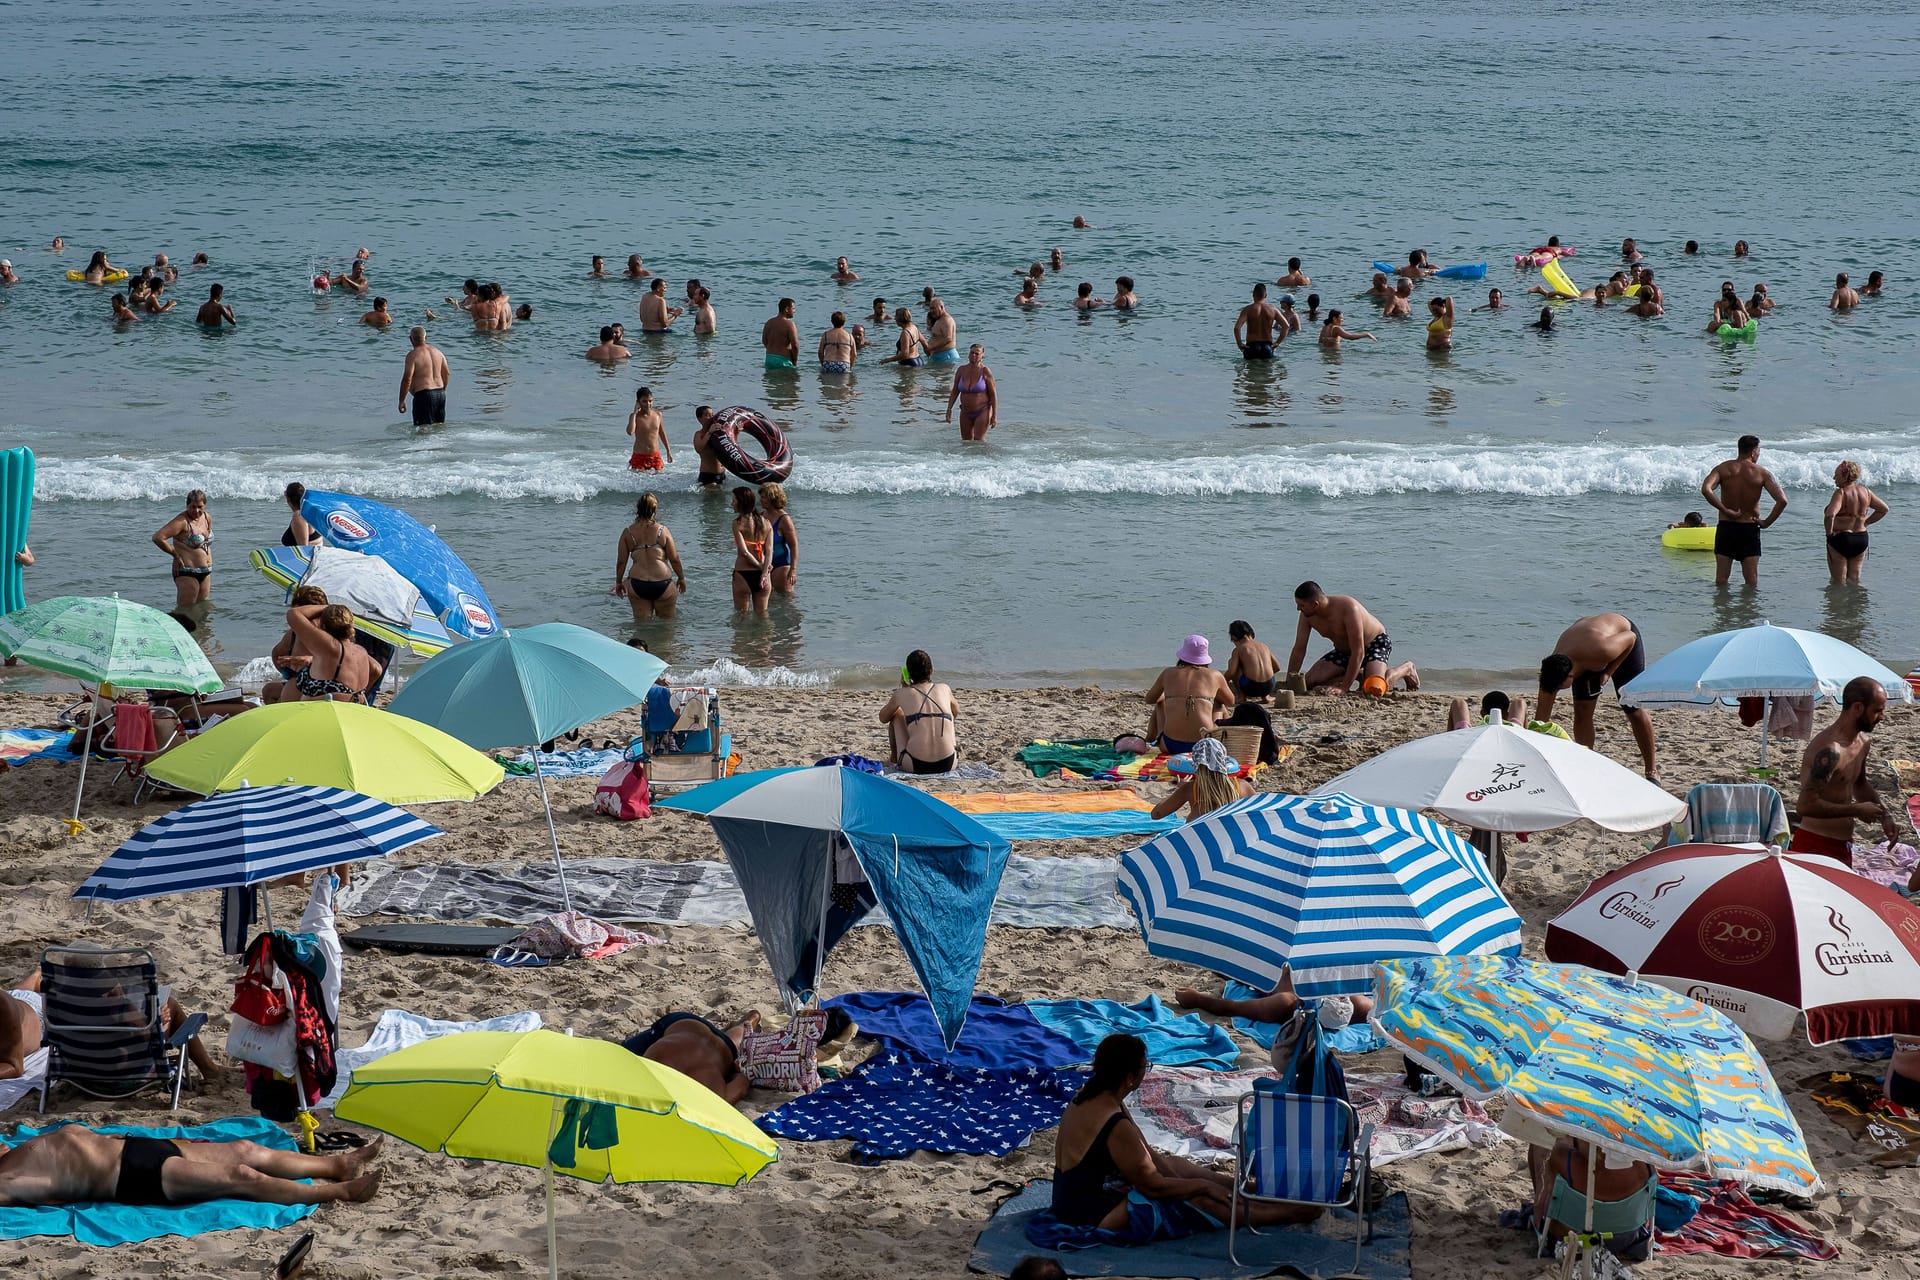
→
(264, 586, 329, 702)
(1039, 1034, 1319, 1245)
(878, 649, 958, 774)
(278, 603, 381, 704)
(1520, 1136, 1655, 1261)
(1149, 738, 1253, 822)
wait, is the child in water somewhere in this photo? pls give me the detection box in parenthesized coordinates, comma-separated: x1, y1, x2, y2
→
(1667, 511, 1706, 530)
(625, 386, 671, 472)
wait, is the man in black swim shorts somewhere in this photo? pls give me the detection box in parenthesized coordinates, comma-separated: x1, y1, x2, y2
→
(1536, 613, 1658, 780)
(0, 1125, 384, 1207)
(621, 1011, 760, 1104)
(692, 405, 727, 488)
(1234, 282, 1285, 360)
(399, 326, 450, 427)
(1700, 435, 1785, 587)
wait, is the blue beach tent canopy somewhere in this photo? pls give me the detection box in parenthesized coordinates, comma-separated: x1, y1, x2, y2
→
(300, 490, 501, 641)
(657, 767, 1011, 1051)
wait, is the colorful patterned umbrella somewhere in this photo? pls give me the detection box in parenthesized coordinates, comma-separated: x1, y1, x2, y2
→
(1372, 954, 1819, 1193)
(0, 595, 220, 693)
(1545, 843, 1920, 1044)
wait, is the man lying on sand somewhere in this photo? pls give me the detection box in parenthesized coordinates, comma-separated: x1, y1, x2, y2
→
(621, 1012, 761, 1104)
(0, 1127, 382, 1207)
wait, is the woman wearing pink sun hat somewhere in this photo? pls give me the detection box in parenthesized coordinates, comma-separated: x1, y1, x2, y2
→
(1142, 634, 1233, 755)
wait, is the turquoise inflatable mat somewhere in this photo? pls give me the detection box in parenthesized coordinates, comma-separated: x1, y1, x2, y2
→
(0, 446, 31, 615)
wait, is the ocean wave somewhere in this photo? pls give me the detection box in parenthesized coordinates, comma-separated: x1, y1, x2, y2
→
(671, 657, 835, 688)
(32, 438, 1920, 503)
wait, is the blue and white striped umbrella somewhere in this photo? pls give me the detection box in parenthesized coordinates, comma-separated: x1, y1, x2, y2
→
(1116, 792, 1522, 999)
(74, 785, 442, 903)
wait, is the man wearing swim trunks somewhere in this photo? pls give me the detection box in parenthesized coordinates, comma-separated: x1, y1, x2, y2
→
(1233, 283, 1283, 359)
(585, 324, 630, 363)
(1535, 613, 1658, 779)
(620, 1011, 760, 1105)
(625, 386, 669, 470)
(194, 283, 235, 328)
(1287, 582, 1418, 697)
(1700, 435, 1786, 587)
(1790, 676, 1899, 870)
(0, 1125, 382, 1208)
(639, 278, 680, 332)
(1142, 635, 1233, 753)
(762, 297, 800, 369)
(398, 327, 449, 426)
(692, 406, 726, 488)
(818, 311, 857, 372)
(926, 298, 961, 363)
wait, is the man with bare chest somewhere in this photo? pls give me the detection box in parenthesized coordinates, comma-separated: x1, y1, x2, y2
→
(1791, 677, 1899, 869)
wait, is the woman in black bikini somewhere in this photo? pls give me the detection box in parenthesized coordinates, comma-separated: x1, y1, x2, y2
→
(729, 486, 773, 615)
(278, 604, 380, 704)
(877, 649, 958, 774)
(280, 482, 323, 546)
(611, 493, 687, 622)
(944, 343, 997, 442)
(152, 489, 215, 610)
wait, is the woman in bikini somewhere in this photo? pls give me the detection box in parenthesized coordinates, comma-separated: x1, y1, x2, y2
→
(611, 493, 687, 622)
(760, 482, 799, 595)
(944, 343, 997, 442)
(280, 482, 323, 546)
(1424, 296, 1455, 351)
(879, 307, 926, 368)
(277, 604, 381, 704)
(152, 489, 214, 609)
(878, 649, 957, 774)
(729, 486, 773, 615)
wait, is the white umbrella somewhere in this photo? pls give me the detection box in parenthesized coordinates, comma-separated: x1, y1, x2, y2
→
(1314, 713, 1684, 834)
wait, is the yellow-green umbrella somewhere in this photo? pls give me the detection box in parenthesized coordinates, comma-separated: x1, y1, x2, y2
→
(336, 1029, 778, 1278)
(144, 700, 504, 805)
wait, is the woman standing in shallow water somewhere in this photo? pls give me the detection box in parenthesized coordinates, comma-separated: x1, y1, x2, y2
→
(612, 493, 687, 622)
(152, 489, 213, 609)
(945, 343, 997, 441)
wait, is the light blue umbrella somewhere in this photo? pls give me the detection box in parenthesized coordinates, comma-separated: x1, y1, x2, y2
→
(657, 767, 1011, 1050)
(75, 785, 441, 919)
(387, 623, 667, 910)
(1619, 622, 1912, 766)
(1116, 792, 1522, 1000)
(300, 490, 501, 641)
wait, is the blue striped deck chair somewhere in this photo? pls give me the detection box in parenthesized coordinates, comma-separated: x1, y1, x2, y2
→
(1229, 1079, 1374, 1271)
(38, 945, 207, 1112)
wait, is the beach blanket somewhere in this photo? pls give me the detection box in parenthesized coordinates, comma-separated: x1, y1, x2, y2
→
(1026, 996, 1238, 1069)
(940, 790, 1157, 814)
(758, 1055, 1083, 1163)
(0, 727, 79, 765)
(0, 1118, 314, 1244)
(321, 1008, 543, 1107)
(338, 854, 1137, 931)
(938, 789, 1184, 840)
(1853, 840, 1919, 891)
(1221, 980, 1389, 1055)
(1802, 1070, 1920, 1167)
(822, 992, 1080, 1072)
(1655, 1172, 1838, 1260)
(884, 761, 1000, 781)
(500, 747, 624, 779)
(969, 1180, 1411, 1280)
(1091, 747, 1292, 783)
(1127, 1068, 1506, 1169)
(0, 1048, 48, 1114)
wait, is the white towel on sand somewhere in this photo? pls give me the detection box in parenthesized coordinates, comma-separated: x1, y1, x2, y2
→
(320, 1008, 543, 1109)
(0, 1049, 50, 1114)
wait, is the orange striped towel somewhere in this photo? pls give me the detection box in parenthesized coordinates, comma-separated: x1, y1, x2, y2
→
(932, 789, 1153, 815)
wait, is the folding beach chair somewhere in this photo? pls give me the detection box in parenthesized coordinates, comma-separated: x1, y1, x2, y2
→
(1536, 1164, 1657, 1280)
(105, 702, 187, 804)
(1229, 1080, 1374, 1272)
(38, 945, 206, 1111)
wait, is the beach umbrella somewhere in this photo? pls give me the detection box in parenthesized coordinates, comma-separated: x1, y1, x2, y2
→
(249, 544, 454, 657)
(299, 490, 501, 641)
(336, 1029, 777, 1280)
(657, 767, 1010, 1050)
(1619, 622, 1912, 767)
(1115, 792, 1522, 1001)
(1372, 954, 1819, 1195)
(144, 700, 504, 805)
(0, 594, 222, 830)
(75, 784, 441, 911)
(1314, 715, 1684, 835)
(387, 623, 668, 911)
(1544, 843, 1920, 1044)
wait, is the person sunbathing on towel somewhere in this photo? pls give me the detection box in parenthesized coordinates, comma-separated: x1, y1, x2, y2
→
(1171, 968, 1372, 1036)
(0, 1126, 383, 1207)
(1047, 1034, 1320, 1242)
(620, 1012, 762, 1104)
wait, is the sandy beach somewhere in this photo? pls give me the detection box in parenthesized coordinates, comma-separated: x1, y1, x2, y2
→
(2, 684, 1917, 1279)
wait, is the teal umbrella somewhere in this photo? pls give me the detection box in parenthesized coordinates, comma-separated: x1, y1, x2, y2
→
(387, 624, 667, 909)
(0, 595, 222, 832)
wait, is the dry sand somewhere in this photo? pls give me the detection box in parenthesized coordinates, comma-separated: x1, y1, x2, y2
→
(2, 685, 1917, 1279)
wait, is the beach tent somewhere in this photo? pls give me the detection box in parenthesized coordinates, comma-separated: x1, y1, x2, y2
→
(657, 767, 1010, 1050)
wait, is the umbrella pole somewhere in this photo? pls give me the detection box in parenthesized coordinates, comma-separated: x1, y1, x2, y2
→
(68, 737, 93, 832)
(1759, 695, 1772, 771)
(545, 1097, 563, 1280)
(532, 756, 576, 914)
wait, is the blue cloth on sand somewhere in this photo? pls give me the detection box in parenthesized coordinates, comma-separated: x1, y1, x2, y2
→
(1222, 981, 1386, 1054)
(506, 747, 623, 780)
(759, 1053, 1083, 1163)
(1028, 1190, 1222, 1249)
(0, 1117, 314, 1244)
(823, 991, 1079, 1071)
(1025, 995, 1238, 1069)
(971, 811, 1185, 841)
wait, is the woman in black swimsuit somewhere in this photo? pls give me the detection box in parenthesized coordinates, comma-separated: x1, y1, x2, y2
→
(280, 482, 323, 547)
(611, 493, 687, 622)
(878, 649, 958, 774)
(278, 603, 380, 704)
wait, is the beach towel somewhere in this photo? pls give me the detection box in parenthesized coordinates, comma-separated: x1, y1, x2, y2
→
(1127, 1068, 1506, 1169)
(757, 1054, 1082, 1163)
(321, 1008, 542, 1107)
(1854, 840, 1919, 891)
(0, 1048, 48, 1114)
(1221, 980, 1388, 1054)
(882, 761, 1000, 781)
(0, 1118, 314, 1244)
(1895, 758, 1920, 792)
(1016, 738, 1133, 778)
(1802, 1070, 1920, 1167)
(822, 992, 1080, 1071)
(984, 856, 1135, 929)
(1668, 782, 1791, 847)
(489, 911, 656, 966)
(0, 727, 80, 765)
(939, 790, 1158, 814)
(1655, 1172, 1837, 1259)
(1025, 996, 1238, 1069)
(504, 747, 624, 779)
(969, 1180, 1411, 1280)
(1092, 748, 1291, 782)
(935, 789, 1184, 840)
(816, 753, 887, 773)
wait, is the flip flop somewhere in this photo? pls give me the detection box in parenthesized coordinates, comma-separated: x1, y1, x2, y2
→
(314, 1130, 369, 1152)
(275, 1230, 315, 1280)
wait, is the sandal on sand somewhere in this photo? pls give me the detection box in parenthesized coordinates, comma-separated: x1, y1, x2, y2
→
(314, 1130, 369, 1152)
(275, 1230, 314, 1280)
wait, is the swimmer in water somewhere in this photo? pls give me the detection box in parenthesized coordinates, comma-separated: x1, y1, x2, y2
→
(945, 343, 997, 442)
(1476, 287, 1506, 311)
(1015, 278, 1042, 307)
(626, 386, 671, 471)
(818, 311, 857, 372)
(51, 236, 65, 252)
(515, 302, 532, 321)
(1365, 271, 1393, 302)
(925, 298, 959, 362)
(361, 296, 393, 327)
(110, 293, 138, 322)
(586, 325, 631, 363)
(153, 253, 178, 282)
(1071, 214, 1093, 229)
(625, 254, 651, 279)
(1015, 262, 1045, 282)
(831, 256, 859, 283)
(1049, 248, 1064, 272)
(1625, 290, 1664, 318)
(1830, 272, 1861, 311)
(1072, 281, 1107, 310)
(1683, 240, 1699, 254)
(1620, 237, 1642, 262)
(1396, 249, 1435, 280)
(1277, 256, 1309, 288)
(191, 252, 208, 266)
(869, 297, 889, 325)
(1532, 307, 1555, 331)
(588, 255, 607, 278)
(692, 407, 725, 489)
(1277, 296, 1302, 333)
(880, 306, 927, 366)
(0, 260, 16, 285)
(1304, 292, 1321, 321)
(1318, 310, 1377, 347)
(1381, 279, 1414, 318)
(142, 279, 176, 314)
(761, 298, 800, 368)
(81, 250, 116, 284)
(336, 262, 371, 295)
(447, 279, 477, 310)
(1862, 270, 1885, 297)
(1234, 282, 1284, 358)
(1734, 240, 1750, 257)
(195, 283, 235, 327)
(851, 322, 867, 350)
(1113, 276, 1138, 310)
(693, 287, 716, 335)
(1747, 283, 1774, 315)
(640, 279, 681, 332)
(1425, 296, 1455, 350)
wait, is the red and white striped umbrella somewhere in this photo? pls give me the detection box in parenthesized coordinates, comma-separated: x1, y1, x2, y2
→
(1545, 843, 1920, 1044)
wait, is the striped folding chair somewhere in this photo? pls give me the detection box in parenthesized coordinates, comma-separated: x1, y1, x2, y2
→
(38, 945, 206, 1112)
(1229, 1080, 1374, 1272)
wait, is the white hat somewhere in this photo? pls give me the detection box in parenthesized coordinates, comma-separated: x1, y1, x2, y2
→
(1317, 996, 1355, 1031)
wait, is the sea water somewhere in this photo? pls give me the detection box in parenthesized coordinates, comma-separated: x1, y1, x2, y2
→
(4, 0, 1919, 689)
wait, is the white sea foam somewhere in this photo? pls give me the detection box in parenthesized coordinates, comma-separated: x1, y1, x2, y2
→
(672, 656, 835, 688)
